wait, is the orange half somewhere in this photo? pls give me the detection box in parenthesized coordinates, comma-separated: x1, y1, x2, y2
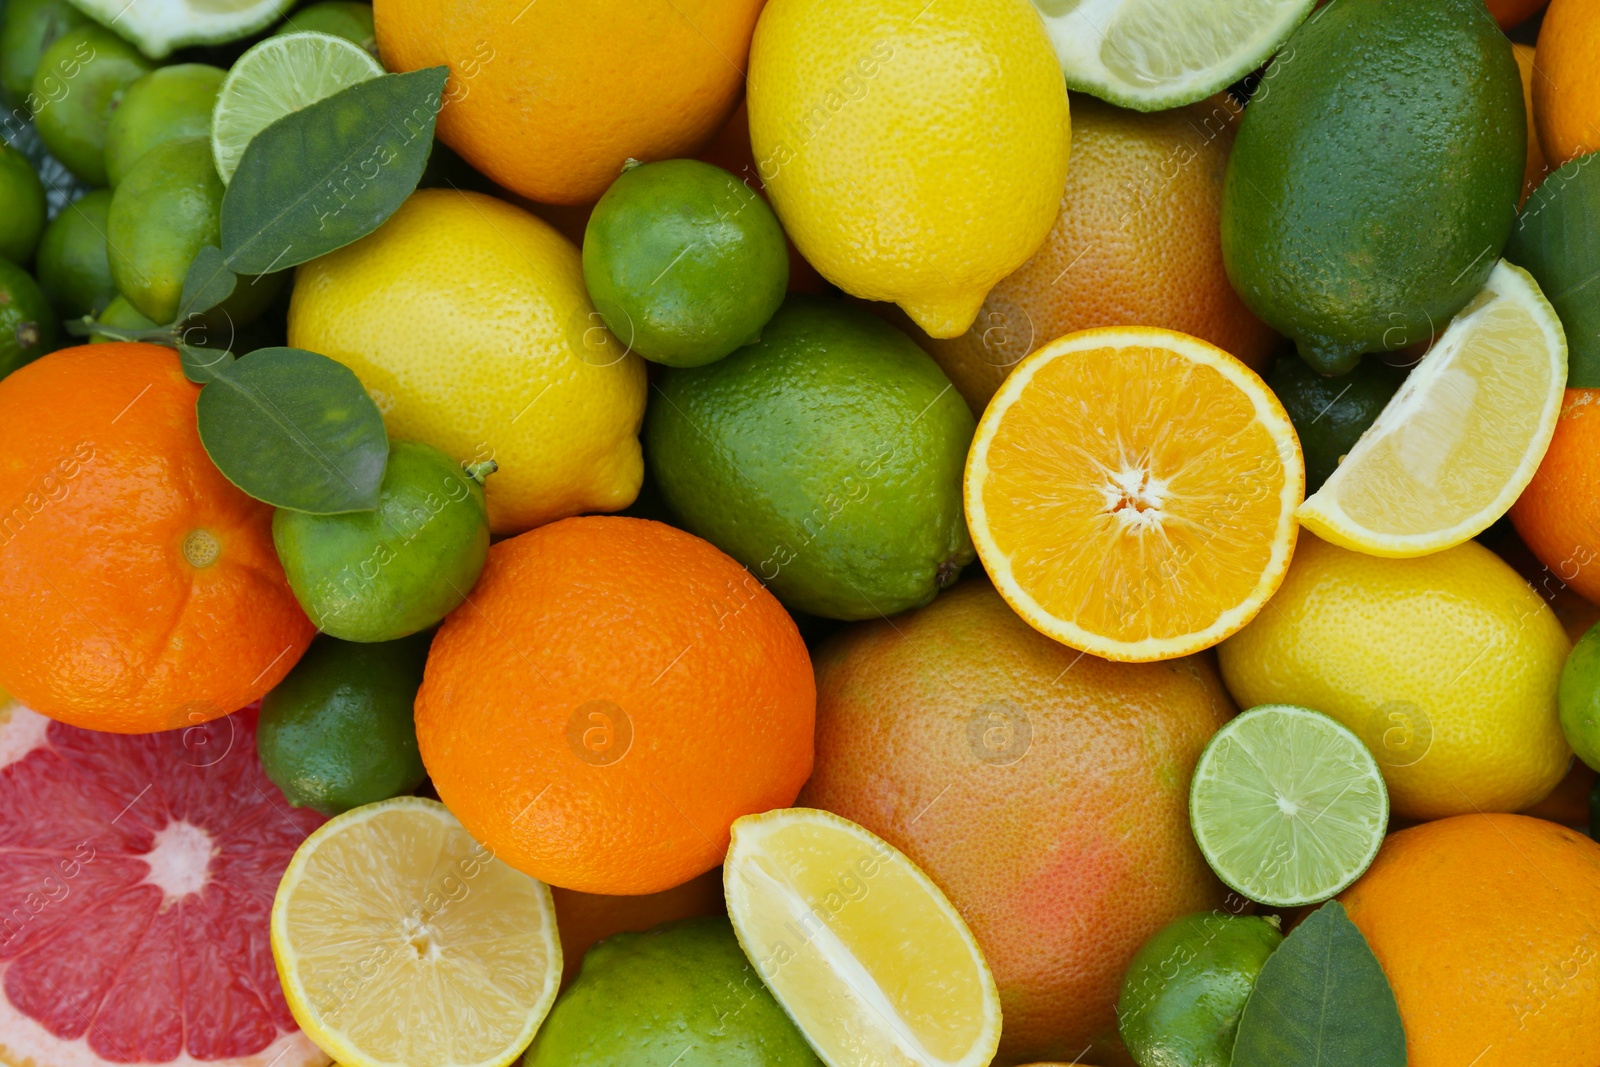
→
(965, 327, 1303, 662)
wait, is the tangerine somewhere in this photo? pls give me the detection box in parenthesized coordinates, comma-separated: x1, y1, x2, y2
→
(1512, 389, 1600, 605)
(1532, 0, 1600, 170)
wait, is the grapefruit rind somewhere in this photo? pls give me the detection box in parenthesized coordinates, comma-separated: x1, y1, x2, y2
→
(964, 325, 1304, 662)
(270, 797, 561, 1067)
(1296, 260, 1567, 558)
(723, 808, 1002, 1067)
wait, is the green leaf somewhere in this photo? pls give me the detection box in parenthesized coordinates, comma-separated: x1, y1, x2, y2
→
(176, 246, 237, 325)
(219, 67, 448, 276)
(178, 344, 235, 384)
(1506, 154, 1600, 387)
(195, 347, 388, 513)
(1231, 901, 1405, 1067)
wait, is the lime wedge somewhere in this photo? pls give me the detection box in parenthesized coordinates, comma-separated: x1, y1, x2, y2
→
(66, 0, 296, 59)
(211, 31, 384, 184)
(1190, 704, 1388, 907)
(1033, 0, 1317, 111)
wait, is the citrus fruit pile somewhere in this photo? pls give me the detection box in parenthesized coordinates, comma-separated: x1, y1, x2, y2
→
(0, 0, 1597, 1065)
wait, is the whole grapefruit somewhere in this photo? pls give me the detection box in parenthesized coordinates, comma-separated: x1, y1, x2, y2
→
(798, 579, 1235, 1065)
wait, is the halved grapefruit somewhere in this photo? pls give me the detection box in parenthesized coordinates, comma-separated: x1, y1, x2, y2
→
(0, 699, 328, 1067)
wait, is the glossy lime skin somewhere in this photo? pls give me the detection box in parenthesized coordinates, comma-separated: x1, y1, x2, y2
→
(584, 159, 788, 367)
(35, 188, 115, 318)
(257, 632, 429, 815)
(106, 136, 222, 324)
(1560, 622, 1600, 773)
(0, 0, 88, 108)
(646, 295, 975, 619)
(1221, 0, 1524, 375)
(30, 25, 153, 186)
(1267, 352, 1409, 491)
(276, 0, 376, 54)
(524, 916, 823, 1067)
(0, 141, 45, 265)
(105, 63, 225, 188)
(0, 257, 55, 378)
(1119, 911, 1285, 1067)
(272, 439, 491, 643)
(89, 293, 155, 342)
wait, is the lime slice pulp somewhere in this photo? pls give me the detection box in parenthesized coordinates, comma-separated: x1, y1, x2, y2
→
(1033, 0, 1318, 111)
(65, 0, 297, 59)
(1190, 704, 1388, 907)
(211, 30, 384, 184)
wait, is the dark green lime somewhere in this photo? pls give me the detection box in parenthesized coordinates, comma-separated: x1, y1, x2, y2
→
(105, 63, 225, 187)
(584, 159, 788, 367)
(1560, 621, 1600, 773)
(106, 136, 221, 324)
(1222, 0, 1524, 375)
(35, 188, 114, 318)
(1267, 352, 1409, 491)
(0, 0, 88, 109)
(1506, 154, 1600, 387)
(272, 439, 492, 642)
(0, 256, 54, 376)
(524, 916, 823, 1067)
(0, 140, 45, 265)
(257, 632, 430, 815)
(30, 25, 153, 186)
(1119, 911, 1284, 1067)
(89, 292, 155, 341)
(646, 294, 975, 619)
(276, 1, 376, 55)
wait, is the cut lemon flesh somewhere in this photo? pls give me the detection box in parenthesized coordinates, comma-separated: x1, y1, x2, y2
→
(1189, 704, 1388, 907)
(965, 326, 1303, 662)
(271, 797, 561, 1067)
(724, 808, 1001, 1067)
(66, 0, 296, 58)
(1032, 0, 1316, 111)
(212, 31, 385, 183)
(1297, 260, 1567, 558)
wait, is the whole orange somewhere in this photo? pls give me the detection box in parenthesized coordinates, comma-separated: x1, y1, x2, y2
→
(914, 94, 1276, 414)
(1511, 389, 1600, 604)
(415, 515, 815, 895)
(373, 0, 764, 205)
(1341, 813, 1600, 1066)
(0, 344, 312, 733)
(1533, 0, 1600, 170)
(798, 579, 1235, 1066)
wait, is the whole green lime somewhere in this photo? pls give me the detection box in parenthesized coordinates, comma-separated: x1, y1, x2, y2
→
(1560, 621, 1600, 773)
(646, 295, 975, 619)
(276, 0, 376, 54)
(1221, 0, 1524, 375)
(0, 0, 88, 108)
(105, 63, 226, 187)
(272, 439, 492, 642)
(0, 141, 45, 265)
(524, 916, 823, 1067)
(257, 632, 430, 815)
(584, 159, 788, 367)
(1118, 911, 1284, 1067)
(0, 256, 55, 378)
(106, 136, 222, 324)
(30, 25, 153, 185)
(1267, 352, 1409, 491)
(35, 188, 115, 318)
(89, 293, 156, 342)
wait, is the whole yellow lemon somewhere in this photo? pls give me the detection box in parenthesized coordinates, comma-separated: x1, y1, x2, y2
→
(288, 189, 646, 533)
(1219, 534, 1571, 820)
(746, 0, 1071, 339)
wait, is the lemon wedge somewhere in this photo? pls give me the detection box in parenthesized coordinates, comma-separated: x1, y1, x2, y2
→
(271, 797, 561, 1067)
(723, 808, 1001, 1067)
(1297, 260, 1567, 558)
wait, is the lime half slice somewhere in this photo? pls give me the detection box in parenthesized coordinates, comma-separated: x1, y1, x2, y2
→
(1032, 0, 1317, 111)
(1190, 704, 1388, 907)
(66, 0, 296, 59)
(211, 31, 384, 184)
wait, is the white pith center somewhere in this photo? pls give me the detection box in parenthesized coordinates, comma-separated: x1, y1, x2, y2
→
(1102, 465, 1168, 530)
(1276, 794, 1301, 818)
(140, 820, 215, 904)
